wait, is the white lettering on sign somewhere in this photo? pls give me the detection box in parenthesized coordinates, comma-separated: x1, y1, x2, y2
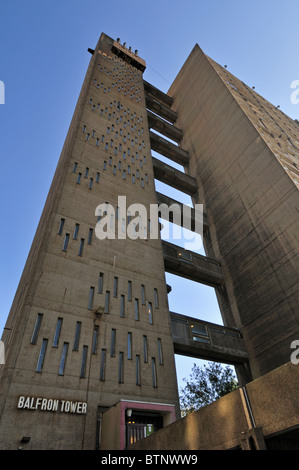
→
(17, 396, 87, 414)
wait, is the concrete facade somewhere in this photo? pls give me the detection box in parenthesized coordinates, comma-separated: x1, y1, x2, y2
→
(168, 44, 299, 379)
(0, 34, 298, 450)
(131, 361, 299, 450)
(0, 33, 180, 450)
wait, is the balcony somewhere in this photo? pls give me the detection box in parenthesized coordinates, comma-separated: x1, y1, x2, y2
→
(152, 157, 198, 196)
(150, 131, 188, 166)
(162, 240, 224, 287)
(170, 312, 248, 365)
(143, 80, 173, 107)
(156, 191, 208, 233)
(147, 110, 183, 144)
(145, 93, 177, 124)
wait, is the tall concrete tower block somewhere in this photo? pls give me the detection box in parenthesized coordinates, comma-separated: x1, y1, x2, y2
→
(1, 32, 298, 451)
(0, 33, 180, 450)
(168, 44, 299, 379)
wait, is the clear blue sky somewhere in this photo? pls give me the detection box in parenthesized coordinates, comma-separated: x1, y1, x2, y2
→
(0, 0, 298, 389)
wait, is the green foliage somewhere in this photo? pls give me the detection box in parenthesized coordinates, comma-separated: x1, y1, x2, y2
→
(179, 361, 238, 416)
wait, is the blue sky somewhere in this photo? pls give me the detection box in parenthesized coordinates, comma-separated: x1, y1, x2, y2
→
(0, 0, 298, 389)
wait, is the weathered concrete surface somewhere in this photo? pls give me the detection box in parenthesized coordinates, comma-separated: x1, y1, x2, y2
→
(0, 33, 180, 450)
(147, 110, 182, 143)
(170, 311, 249, 365)
(143, 80, 173, 107)
(162, 240, 224, 287)
(155, 191, 208, 232)
(150, 130, 187, 164)
(145, 93, 177, 124)
(168, 44, 299, 379)
(130, 361, 299, 450)
(152, 156, 198, 195)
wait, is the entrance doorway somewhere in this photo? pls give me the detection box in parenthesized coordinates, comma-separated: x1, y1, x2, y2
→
(126, 410, 163, 447)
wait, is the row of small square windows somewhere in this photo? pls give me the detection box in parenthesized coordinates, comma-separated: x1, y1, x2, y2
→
(76, 142, 147, 166)
(98, 64, 139, 78)
(100, 139, 146, 163)
(98, 62, 140, 78)
(103, 158, 147, 187)
(88, 95, 143, 117)
(88, 106, 144, 136)
(101, 128, 146, 148)
(97, 61, 140, 88)
(94, 78, 141, 94)
(31, 313, 161, 386)
(93, 79, 142, 102)
(97, 50, 143, 82)
(83, 125, 146, 150)
(97, 54, 139, 71)
(105, 123, 144, 138)
(73, 159, 148, 189)
(96, 71, 141, 92)
(86, 96, 144, 142)
(88, 97, 144, 126)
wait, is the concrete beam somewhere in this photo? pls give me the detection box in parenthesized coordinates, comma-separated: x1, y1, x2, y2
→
(143, 80, 173, 107)
(147, 110, 183, 144)
(162, 240, 224, 287)
(145, 93, 177, 124)
(150, 131, 189, 165)
(152, 157, 198, 195)
(170, 312, 248, 365)
(155, 191, 209, 232)
(111, 40, 146, 72)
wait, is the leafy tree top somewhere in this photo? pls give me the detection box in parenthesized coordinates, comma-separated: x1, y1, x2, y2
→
(179, 361, 238, 416)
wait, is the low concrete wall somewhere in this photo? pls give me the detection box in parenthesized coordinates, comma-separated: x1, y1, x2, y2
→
(246, 361, 299, 437)
(130, 361, 299, 450)
(101, 404, 121, 450)
(130, 388, 247, 450)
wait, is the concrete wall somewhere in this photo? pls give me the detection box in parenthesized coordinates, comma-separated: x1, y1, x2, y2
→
(131, 361, 299, 450)
(246, 361, 299, 438)
(101, 404, 121, 450)
(131, 388, 248, 450)
(168, 44, 299, 379)
(0, 33, 180, 450)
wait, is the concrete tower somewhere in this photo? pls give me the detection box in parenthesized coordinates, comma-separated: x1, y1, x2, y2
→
(0, 33, 180, 450)
(168, 45, 299, 379)
(1, 34, 298, 451)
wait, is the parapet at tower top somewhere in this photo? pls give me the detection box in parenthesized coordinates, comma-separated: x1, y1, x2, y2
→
(88, 33, 146, 72)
